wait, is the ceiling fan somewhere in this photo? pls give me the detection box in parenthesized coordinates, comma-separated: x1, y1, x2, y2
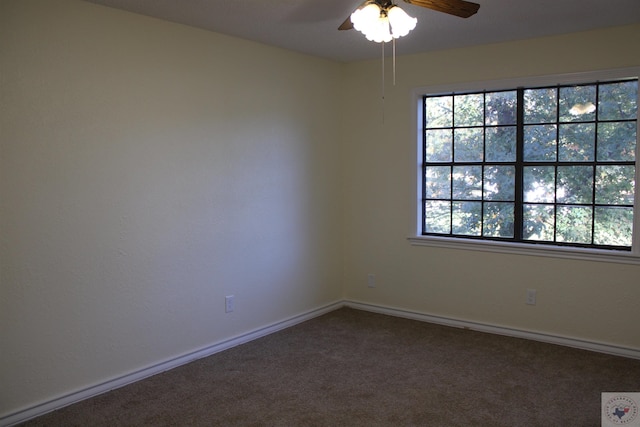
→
(339, 0, 480, 31)
(341, 0, 479, 97)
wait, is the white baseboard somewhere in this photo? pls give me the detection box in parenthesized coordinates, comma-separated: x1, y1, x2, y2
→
(5, 298, 639, 426)
(344, 300, 640, 360)
(0, 300, 345, 427)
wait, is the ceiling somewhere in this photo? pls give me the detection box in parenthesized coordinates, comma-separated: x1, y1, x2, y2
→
(84, 0, 640, 62)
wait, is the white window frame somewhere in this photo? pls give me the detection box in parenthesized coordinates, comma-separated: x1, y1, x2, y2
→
(408, 67, 640, 265)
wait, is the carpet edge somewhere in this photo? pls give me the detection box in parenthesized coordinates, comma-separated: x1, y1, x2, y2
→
(1, 300, 345, 427)
(345, 299, 640, 360)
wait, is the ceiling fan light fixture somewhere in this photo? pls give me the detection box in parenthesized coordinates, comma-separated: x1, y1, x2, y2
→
(351, 3, 382, 33)
(368, 15, 393, 43)
(387, 5, 417, 38)
(351, 2, 417, 43)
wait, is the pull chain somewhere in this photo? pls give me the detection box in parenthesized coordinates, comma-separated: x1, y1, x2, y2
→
(381, 41, 385, 122)
(393, 37, 396, 86)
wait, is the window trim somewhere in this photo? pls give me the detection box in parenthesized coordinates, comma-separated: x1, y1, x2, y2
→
(408, 67, 640, 265)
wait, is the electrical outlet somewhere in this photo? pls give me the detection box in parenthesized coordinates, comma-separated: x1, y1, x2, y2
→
(526, 289, 536, 305)
(367, 273, 376, 288)
(225, 295, 234, 313)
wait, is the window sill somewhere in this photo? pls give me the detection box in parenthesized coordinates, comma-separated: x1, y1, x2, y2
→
(407, 235, 640, 265)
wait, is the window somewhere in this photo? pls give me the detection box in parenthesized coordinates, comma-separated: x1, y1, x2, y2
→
(412, 70, 640, 261)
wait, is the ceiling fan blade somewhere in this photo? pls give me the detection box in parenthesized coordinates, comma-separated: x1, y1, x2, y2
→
(338, 15, 354, 30)
(403, 0, 480, 18)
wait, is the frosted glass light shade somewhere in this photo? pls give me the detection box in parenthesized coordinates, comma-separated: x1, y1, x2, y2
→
(387, 6, 417, 38)
(351, 3, 417, 43)
(368, 16, 393, 43)
(351, 3, 382, 33)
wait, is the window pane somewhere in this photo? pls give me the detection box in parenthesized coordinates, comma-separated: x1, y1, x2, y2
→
(425, 96, 453, 128)
(557, 166, 593, 204)
(486, 127, 516, 162)
(422, 78, 637, 251)
(486, 91, 517, 125)
(452, 166, 482, 200)
(454, 128, 483, 162)
(523, 204, 555, 241)
(594, 206, 633, 246)
(559, 123, 595, 161)
(424, 201, 450, 233)
(560, 85, 596, 122)
(597, 122, 637, 161)
(556, 206, 593, 244)
(425, 167, 451, 199)
(455, 93, 483, 126)
(425, 129, 452, 162)
(524, 166, 555, 203)
(483, 202, 514, 238)
(598, 81, 638, 121)
(484, 166, 515, 201)
(596, 165, 635, 205)
(452, 201, 482, 236)
(524, 88, 557, 123)
(524, 124, 557, 161)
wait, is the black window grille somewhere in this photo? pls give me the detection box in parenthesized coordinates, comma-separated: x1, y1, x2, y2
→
(422, 79, 638, 250)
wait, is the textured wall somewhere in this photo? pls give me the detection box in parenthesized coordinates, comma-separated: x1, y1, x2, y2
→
(2, 0, 640, 420)
(0, 0, 344, 417)
(342, 25, 640, 350)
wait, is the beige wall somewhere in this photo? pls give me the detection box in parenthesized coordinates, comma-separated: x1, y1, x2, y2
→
(342, 25, 640, 350)
(2, 0, 640, 420)
(0, 0, 344, 417)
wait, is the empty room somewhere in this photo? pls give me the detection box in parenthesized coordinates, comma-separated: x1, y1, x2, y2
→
(2, 0, 640, 425)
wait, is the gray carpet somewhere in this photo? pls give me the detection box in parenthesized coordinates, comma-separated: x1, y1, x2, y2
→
(19, 308, 640, 426)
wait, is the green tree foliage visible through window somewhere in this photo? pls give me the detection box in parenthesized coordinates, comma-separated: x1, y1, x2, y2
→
(422, 79, 638, 250)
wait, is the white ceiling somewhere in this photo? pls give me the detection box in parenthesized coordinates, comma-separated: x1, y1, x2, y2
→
(84, 0, 640, 62)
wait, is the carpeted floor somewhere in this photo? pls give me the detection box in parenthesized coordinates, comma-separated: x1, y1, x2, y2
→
(18, 308, 640, 426)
